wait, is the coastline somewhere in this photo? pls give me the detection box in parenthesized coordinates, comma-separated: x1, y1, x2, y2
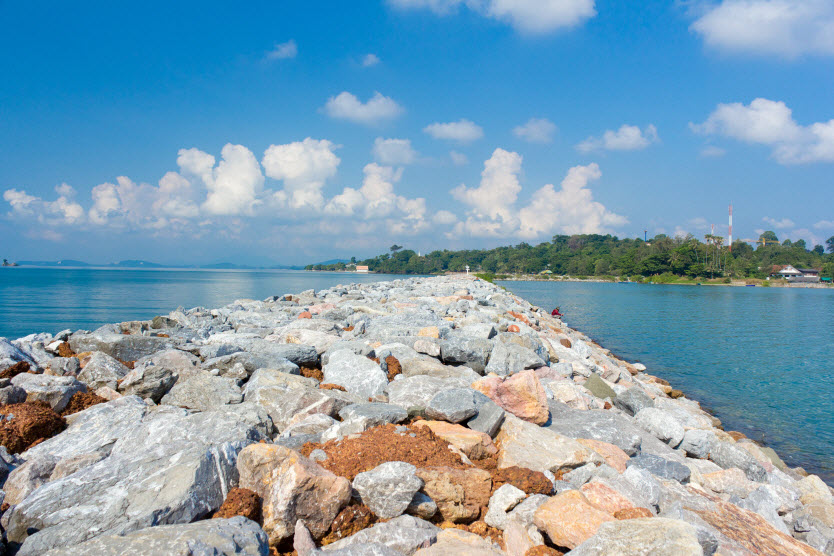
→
(0, 275, 831, 554)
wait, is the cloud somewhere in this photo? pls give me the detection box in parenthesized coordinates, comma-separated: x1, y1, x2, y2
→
(700, 145, 726, 158)
(424, 119, 484, 143)
(691, 0, 834, 58)
(263, 138, 341, 210)
(452, 148, 522, 234)
(373, 138, 418, 165)
(388, 0, 596, 34)
(763, 216, 795, 229)
(323, 91, 404, 126)
(577, 124, 659, 153)
(362, 53, 381, 67)
(691, 98, 834, 164)
(814, 220, 834, 230)
(267, 39, 298, 60)
(202, 144, 265, 216)
(4, 187, 85, 226)
(513, 118, 557, 143)
(433, 210, 458, 225)
(450, 151, 468, 165)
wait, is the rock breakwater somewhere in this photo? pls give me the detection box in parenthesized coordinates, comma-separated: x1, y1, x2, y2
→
(0, 275, 831, 555)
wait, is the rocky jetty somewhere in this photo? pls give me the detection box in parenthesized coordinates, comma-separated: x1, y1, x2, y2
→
(0, 275, 832, 555)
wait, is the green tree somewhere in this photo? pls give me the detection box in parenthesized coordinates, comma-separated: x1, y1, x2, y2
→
(827, 236, 834, 254)
(390, 244, 403, 253)
(813, 245, 824, 256)
(760, 230, 779, 243)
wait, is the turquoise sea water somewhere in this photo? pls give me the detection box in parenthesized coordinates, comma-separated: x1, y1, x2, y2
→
(501, 280, 834, 484)
(0, 268, 401, 340)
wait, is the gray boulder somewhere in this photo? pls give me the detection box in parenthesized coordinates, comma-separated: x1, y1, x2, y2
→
(466, 399, 506, 438)
(386, 375, 469, 411)
(5, 403, 271, 554)
(628, 453, 691, 483)
(709, 441, 767, 482)
(353, 462, 424, 519)
(0, 337, 37, 369)
(614, 387, 654, 416)
(546, 402, 642, 455)
(583, 374, 616, 399)
(160, 372, 243, 411)
(439, 335, 492, 373)
(46, 357, 80, 377)
(77, 352, 129, 390)
(42, 516, 269, 555)
(68, 325, 174, 362)
(425, 388, 479, 423)
(322, 351, 388, 399)
(679, 429, 716, 459)
(11, 373, 86, 413)
(634, 408, 685, 448)
(0, 384, 27, 405)
(483, 342, 546, 377)
(323, 515, 439, 554)
(569, 517, 702, 555)
(339, 403, 408, 427)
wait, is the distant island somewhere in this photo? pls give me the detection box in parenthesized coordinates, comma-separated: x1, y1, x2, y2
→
(4, 259, 309, 271)
(306, 233, 834, 284)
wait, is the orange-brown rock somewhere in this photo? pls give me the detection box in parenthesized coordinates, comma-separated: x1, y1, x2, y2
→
(508, 325, 521, 333)
(577, 438, 629, 473)
(492, 466, 553, 495)
(0, 401, 66, 454)
(727, 430, 747, 441)
(580, 482, 634, 515)
(418, 326, 440, 338)
(213, 487, 261, 522)
(508, 311, 531, 325)
(416, 466, 493, 523)
(413, 421, 497, 460)
(533, 490, 615, 549)
(320, 505, 376, 545)
(475, 370, 549, 425)
(559, 338, 572, 349)
(385, 355, 402, 381)
(614, 507, 653, 520)
(525, 547, 564, 556)
(60, 391, 107, 416)
(298, 311, 312, 319)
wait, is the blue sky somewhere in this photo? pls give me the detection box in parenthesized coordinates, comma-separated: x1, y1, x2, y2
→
(2, 0, 833, 265)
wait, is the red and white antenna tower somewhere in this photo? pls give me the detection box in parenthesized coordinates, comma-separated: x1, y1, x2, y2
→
(729, 204, 733, 252)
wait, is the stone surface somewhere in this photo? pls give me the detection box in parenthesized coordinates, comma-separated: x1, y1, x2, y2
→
(160, 371, 243, 411)
(425, 388, 480, 423)
(466, 399, 506, 438)
(475, 370, 549, 425)
(679, 429, 716, 459)
(339, 403, 408, 426)
(634, 408, 685, 448)
(483, 342, 546, 377)
(577, 438, 630, 473)
(353, 461, 424, 519)
(546, 403, 643, 456)
(496, 414, 601, 473)
(439, 335, 493, 373)
(709, 441, 767, 482)
(11, 373, 86, 413)
(323, 515, 440, 554)
(628, 453, 691, 483)
(416, 466, 493, 523)
(533, 490, 616, 549)
(569, 517, 703, 555)
(413, 528, 505, 555)
(69, 325, 173, 362)
(76, 352, 129, 390)
(613, 387, 654, 416)
(41, 516, 269, 556)
(413, 421, 497, 460)
(583, 374, 616, 399)
(237, 443, 351, 544)
(580, 481, 635, 514)
(484, 483, 527, 530)
(322, 350, 388, 399)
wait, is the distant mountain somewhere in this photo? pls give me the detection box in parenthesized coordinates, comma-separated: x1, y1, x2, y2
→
(17, 259, 92, 267)
(111, 260, 166, 268)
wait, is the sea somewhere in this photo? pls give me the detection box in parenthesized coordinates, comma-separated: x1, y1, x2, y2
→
(1, 267, 832, 482)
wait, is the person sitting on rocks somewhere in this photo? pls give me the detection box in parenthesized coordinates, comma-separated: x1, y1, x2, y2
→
(551, 307, 563, 317)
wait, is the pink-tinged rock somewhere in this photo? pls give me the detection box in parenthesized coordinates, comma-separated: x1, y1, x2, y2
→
(503, 519, 543, 556)
(237, 443, 351, 545)
(577, 438, 629, 473)
(496, 415, 602, 474)
(533, 490, 616, 549)
(308, 303, 335, 315)
(580, 482, 635, 514)
(701, 468, 758, 498)
(474, 370, 549, 425)
(94, 386, 122, 401)
(413, 420, 498, 460)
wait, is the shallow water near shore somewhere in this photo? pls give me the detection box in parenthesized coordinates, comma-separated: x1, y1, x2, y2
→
(0, 268, 404, 339)
(501, 280, 834, 484)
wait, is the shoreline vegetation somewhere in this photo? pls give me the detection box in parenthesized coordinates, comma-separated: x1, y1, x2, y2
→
(0, 275, 831, 553)
(305, 233, 834, 287)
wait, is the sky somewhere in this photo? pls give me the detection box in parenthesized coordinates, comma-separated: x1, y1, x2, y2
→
(1, 0, 833, 266)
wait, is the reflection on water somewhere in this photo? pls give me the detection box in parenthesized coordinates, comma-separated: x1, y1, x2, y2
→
(0, 268, 401, 339)
(502, 280, 834, 484)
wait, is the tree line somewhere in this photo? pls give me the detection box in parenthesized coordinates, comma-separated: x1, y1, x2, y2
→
(306, 233, 834, 280)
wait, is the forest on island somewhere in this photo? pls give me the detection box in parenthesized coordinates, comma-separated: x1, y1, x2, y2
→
(306, 232, 834, 281)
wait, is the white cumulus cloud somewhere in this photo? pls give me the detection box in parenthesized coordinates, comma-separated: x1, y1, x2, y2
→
(763, 216, 795, 229)
(424, 119, 484, 143)
(263, 138, 341, 210)
(324, 92, 404, 126)
(691, 98, 834, 164)
(373, 138, 418, 165)
(691, 0, 834, 58)
(513, 118, 557, 143)
(202, 144, 265, 216)
(452, 148, 523, 236)
(577, 124, 659, 153)
(362, 53, 381, 67)
(388, 0, 596, 33)
(814, 220, 834, 230)
(267, 39, 298, 60)
(450, 151, 468, 165)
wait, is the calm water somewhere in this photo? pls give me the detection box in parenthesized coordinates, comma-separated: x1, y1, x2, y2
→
(501, 280, 834, 483)
(0, 268, 402, 339)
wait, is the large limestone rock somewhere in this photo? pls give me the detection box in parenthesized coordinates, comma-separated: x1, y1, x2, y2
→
(709, 441, 767, 482)
(495, 414, 601, 474)
(473, 370, 549, 425)
(322, 350, 388, 399)
(634, 407, 685, 448)
(483, 342, 546, 377)
(41, 516, 270, 555)
(413, 421, 497, 460)
(546, 402, 644, 456)
(68, 325, 174, 362)
(386, 375, 470, 411)
(415, 466, 493, 523)
(569, 517, 703, 555)
(11, 373, 86, 413)
(160, 371, 243, 411)
(237, 443, 351, 544)
(322, 515, 439, 554)
(533, 490, 616, 549)
(413, 528, 505, 555)
(439, 335, 493, 373)
(76, 352, 129, 390)
(5, 403, 271, 555)
(116, 348, 199, 402)
(353, 462, 423, 519)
